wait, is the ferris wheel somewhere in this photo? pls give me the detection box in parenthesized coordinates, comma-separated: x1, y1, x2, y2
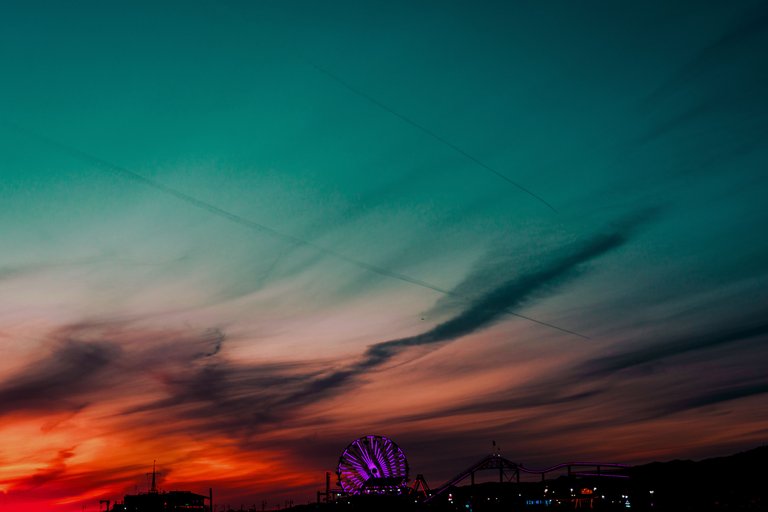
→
(337, 435, 409, 495)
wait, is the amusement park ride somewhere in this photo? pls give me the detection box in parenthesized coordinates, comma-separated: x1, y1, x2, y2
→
(95, 437, 765, 511)
(319, 434, 633, 509)
(337, 435, 410, 495)
(317, 435, 423, 503)
(100, 435, 635, 511)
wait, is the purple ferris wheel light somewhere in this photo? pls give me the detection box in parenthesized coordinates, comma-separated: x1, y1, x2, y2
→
(337, 435, 409, 495)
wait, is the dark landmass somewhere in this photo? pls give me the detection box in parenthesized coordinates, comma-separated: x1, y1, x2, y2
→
(627, 444, 767, 511)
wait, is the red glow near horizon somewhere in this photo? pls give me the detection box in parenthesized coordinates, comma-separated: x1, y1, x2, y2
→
(2, 316, 768, 511)
(2, 321, 767, 512)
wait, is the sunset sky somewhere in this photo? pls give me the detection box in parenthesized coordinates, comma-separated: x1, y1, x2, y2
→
(2, 0, 768, 510)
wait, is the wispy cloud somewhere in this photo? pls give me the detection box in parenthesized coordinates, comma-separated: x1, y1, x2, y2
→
(0, 339, 121, 416)
(0, 324, 227, 417)
(578, 319, 768, 380)
(646, 2, 768, 106)
(382, 315, 768, 434)
(0, 213, 652, 442)
(263, 212, 658, 412)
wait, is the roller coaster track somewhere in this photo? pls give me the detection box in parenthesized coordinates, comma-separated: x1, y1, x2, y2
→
(425, 454, 630, 502)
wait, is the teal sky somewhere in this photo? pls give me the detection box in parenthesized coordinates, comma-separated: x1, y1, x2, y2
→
(1, 1, 767, 509)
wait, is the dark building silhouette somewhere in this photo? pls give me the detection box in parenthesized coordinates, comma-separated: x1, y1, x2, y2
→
(120, 490, 207, 512)
(107, 463, 211, 512)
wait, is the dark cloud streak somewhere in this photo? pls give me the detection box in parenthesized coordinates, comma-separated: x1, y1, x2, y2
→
(646, 3, 768, 107)
(579, 320, 768, 379)
(657, 380, 768, 416)
(278, 214, 655, 409)
(386, 317, 768, 429)
(0, 214, 656, 444)
(109, 215, 653, 438)
(0, 324, 227, 418)
(0, 339, 120, 416)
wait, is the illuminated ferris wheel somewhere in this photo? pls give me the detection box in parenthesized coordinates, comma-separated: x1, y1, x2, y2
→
(337, 435, 409, 495)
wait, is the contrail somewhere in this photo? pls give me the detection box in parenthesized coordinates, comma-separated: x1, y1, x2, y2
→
(11, 124, 587, 339)
(304, 59, 559, 214)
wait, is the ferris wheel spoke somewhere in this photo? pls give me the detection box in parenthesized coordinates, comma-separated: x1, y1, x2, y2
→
(337, 435, 409, 495)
